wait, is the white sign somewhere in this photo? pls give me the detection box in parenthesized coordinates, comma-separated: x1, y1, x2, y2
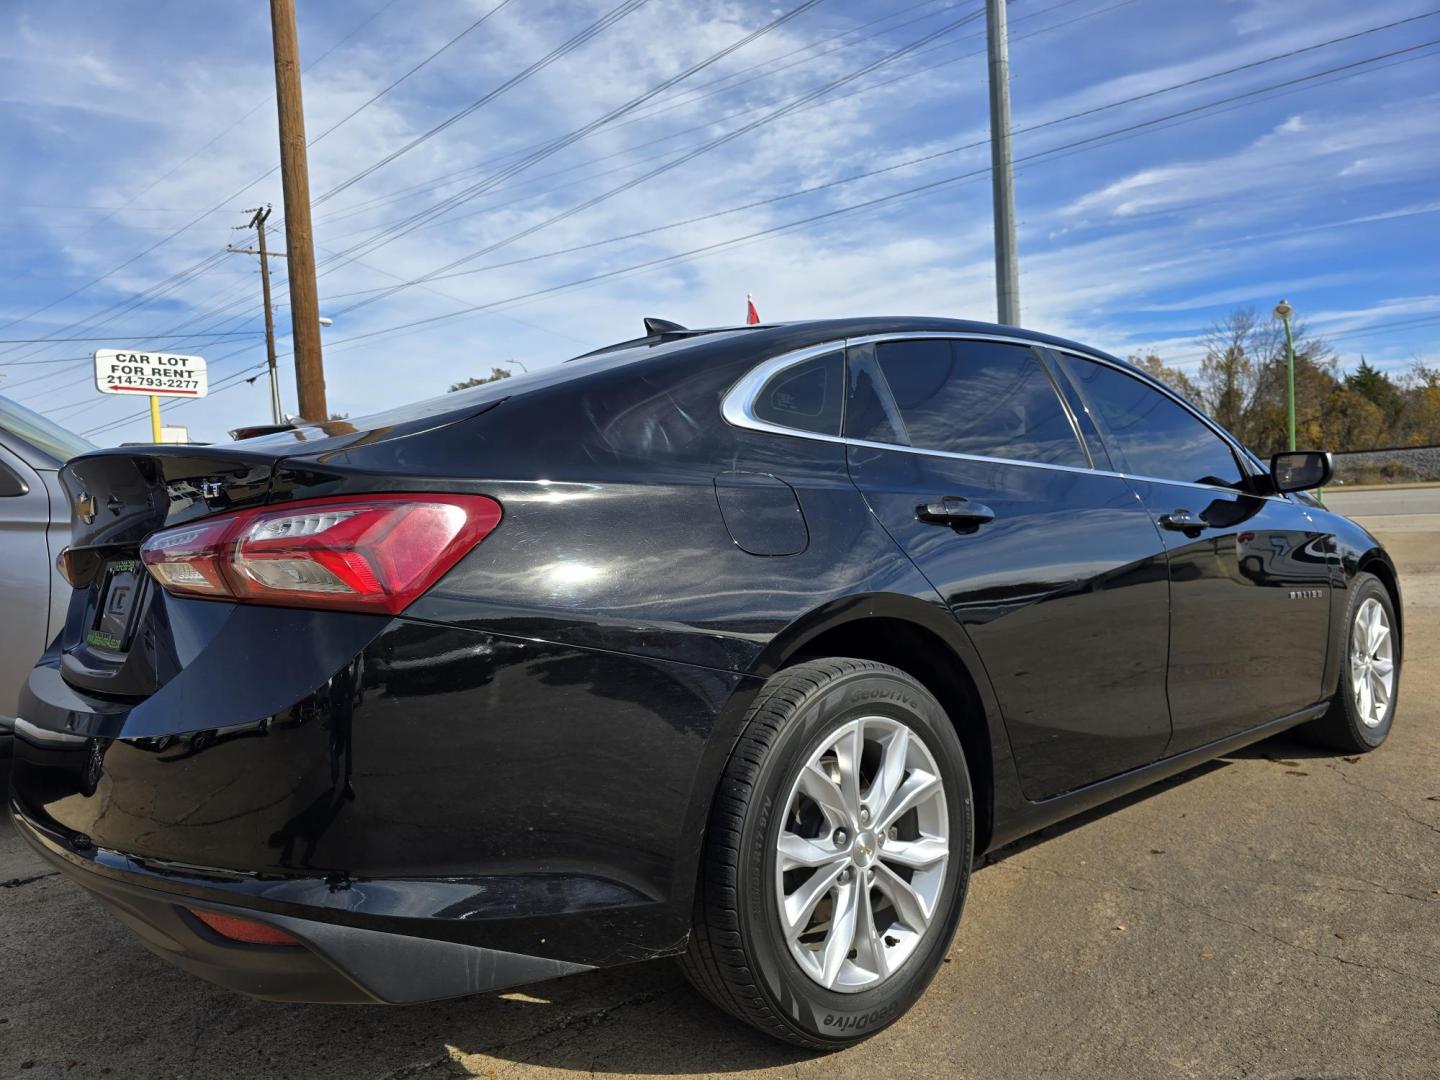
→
(94, 349, 208, 398)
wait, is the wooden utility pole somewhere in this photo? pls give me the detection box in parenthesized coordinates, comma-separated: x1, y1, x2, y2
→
(228, 207, 284, 424)
(269, 0, 327, 420)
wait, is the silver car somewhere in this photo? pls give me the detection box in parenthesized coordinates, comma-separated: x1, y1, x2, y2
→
(0, 395, 93, 763)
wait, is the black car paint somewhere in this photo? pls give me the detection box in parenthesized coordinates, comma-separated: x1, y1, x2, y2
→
(10, 316, 1398, 1003)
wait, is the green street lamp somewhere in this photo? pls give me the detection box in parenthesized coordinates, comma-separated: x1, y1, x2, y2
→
(1274, 298, 1296, 452)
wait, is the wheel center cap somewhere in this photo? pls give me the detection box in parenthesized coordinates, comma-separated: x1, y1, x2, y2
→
(852, 830, 878, 868)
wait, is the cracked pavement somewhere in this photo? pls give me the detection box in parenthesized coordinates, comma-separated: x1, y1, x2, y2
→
(1, 512, 1436, 1079)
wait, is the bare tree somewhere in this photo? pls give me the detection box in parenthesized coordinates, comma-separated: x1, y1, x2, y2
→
(1196, 308, 1274, 434)
(1129, 352, 1202, 404)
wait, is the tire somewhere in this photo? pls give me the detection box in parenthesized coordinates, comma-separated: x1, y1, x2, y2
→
(1300, 572, 1400, 752)
(680, 658, 974, 1049)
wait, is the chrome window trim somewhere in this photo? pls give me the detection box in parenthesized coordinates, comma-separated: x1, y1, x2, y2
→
(720, 332, 1292, 501)
(720, 341, 849, 444)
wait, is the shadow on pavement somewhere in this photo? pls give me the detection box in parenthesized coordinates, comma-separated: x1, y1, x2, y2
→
(981, 758, 1230, 867)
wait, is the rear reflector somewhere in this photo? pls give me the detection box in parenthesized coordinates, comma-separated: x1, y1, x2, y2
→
(140, 493, 501, 614)
(56, 547, 79, 587)
(189, 909, 301, 947)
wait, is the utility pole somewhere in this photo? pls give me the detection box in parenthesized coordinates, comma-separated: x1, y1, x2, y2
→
(985, 0, 1021, 326)
(228, 207, 284, 424)
(269, 0, 327, 420)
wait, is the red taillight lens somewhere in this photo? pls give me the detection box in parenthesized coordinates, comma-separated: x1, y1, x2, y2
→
(140, 493, 501, 614)
(188, 908, 300, 946)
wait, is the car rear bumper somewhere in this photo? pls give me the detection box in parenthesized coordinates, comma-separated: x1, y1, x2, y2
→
(10, 614, 759, 1000)
(9, 805, 591, 1003)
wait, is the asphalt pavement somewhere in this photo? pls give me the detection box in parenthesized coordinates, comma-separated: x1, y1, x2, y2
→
(2, 513, 1437, 1079)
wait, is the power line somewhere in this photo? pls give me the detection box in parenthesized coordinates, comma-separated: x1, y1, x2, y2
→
(311, 0, 839, 272)
(0, 331, 265, 343)
(308, 0, 1115, 235)
(85, 28, 1440, 427)
(60, 23, 1440, 437)
(327, 15, 1440, 310)
(0, 0, 406, 344)
(0, 0, 515, 359)
(306, 39, 1440, 351)
(312, 0, 659, 205)
(328, 6, 987, 313)
(90, 0, 839, 359)
(303, 0, 519, 150)
(61, 25, 1440, 406)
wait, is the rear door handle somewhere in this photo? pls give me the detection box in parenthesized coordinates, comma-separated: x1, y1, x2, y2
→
(1159, 509, 1206, 532)
(916, 496, 995, 530)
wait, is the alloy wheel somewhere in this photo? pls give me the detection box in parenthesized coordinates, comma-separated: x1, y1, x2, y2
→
(1351, 596, 1395, 728)
(773, 716, 949, 992)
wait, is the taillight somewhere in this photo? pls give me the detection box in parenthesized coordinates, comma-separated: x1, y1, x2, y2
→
(140, 493, 501, 614)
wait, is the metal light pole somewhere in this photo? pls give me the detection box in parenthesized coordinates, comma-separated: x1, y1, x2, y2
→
(1274, 299, 1296, 452)
(985, 0, 1021, 326)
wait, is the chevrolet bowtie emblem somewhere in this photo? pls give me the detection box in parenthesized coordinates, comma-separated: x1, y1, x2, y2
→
(75, 491, 96, 525)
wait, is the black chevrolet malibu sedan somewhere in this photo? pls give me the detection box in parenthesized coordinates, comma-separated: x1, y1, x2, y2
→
(10, 317, 1401, 1048)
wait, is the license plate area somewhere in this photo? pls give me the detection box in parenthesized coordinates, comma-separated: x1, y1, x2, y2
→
(86, 558, 144, 655)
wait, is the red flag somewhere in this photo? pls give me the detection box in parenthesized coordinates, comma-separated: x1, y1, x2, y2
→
(746, 294, 760, 325)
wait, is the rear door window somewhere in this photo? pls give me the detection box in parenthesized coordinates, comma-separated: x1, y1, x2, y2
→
(863, 339, 1087, 467)
(1060, 354, 1244, 488)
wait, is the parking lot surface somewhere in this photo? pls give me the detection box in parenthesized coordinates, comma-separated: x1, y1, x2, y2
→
(3, 514, 1437, 1080)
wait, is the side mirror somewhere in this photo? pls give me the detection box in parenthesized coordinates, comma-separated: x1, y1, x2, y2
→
(1270, 451, 1332, 493)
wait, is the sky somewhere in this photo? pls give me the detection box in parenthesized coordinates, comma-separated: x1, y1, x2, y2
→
(0, 0, 1436, 445)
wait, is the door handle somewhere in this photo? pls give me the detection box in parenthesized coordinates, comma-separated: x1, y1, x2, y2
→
(916, 496, 995, 530)
(1159, 509, 1206, 532)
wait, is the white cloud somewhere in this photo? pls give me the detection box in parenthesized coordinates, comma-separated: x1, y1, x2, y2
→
(1, 0, 1436, 441)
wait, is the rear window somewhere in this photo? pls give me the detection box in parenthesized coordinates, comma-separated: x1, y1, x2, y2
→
(752, 351, 843, 436)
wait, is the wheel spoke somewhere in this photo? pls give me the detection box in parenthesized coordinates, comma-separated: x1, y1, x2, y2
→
(797, 764, 849, 828)
(864, 725, 909, 822)
(778, 831, 846, 870)
(875, 862, 931, 931)
(880, 834, 948, 870)
(855, 882, 889, 982)
(1372, 657, 1394, 676)
(835, 720, 865, 822)
(1366, 608, 1386, 655)
(1370, 623, 1390, 657)
(1356, 671, 1372, 721)
(783, 861, 846, 940)
(1370, 670, 1389, 710)
(818, 878, 859, 988)
(876, 769, 941, 834)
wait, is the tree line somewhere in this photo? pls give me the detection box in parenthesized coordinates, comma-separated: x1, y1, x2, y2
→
(1131, 307, 1440, 457)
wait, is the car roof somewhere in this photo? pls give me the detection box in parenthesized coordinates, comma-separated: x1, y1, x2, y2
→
(239, 317, 1129, 455)
(650, 316, 1124, 364)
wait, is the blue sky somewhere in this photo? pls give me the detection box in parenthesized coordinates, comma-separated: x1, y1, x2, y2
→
(0, 0, 1436, 445)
